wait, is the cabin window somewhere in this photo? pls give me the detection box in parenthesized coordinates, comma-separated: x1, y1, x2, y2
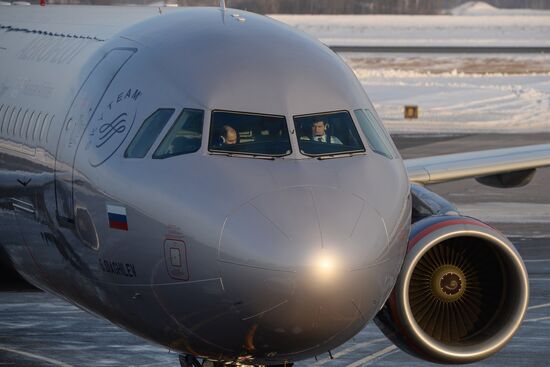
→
(11, 107, 22, 136)
(33, 113, 44, 142)
(0, 105, 5, 135)
(294, 111, 365, 157)
(44, 115, 54, 143)
(39, 114, 49, 142)
(125, 108, 175, 158)
(208, 110, 292, 157)
(20, 110, 30, 139)
(354, 109, 395, 159)
(25, 111, 35, 140)
(153, 109, 204, 159)
(3, 106, 15, 135)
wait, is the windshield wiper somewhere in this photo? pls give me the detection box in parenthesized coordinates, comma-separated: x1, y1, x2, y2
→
(317, 151, 366, 160)
(210, 152, 275, 160)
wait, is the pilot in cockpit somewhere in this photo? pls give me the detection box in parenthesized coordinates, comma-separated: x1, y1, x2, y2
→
(303, 120, 342, 144)
(220, 125, 238, 145)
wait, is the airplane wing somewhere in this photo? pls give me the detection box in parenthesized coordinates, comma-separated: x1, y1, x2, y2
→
(405, 143, 550, 185)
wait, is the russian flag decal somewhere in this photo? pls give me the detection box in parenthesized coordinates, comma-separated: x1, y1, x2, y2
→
(107, 205, 128, 231)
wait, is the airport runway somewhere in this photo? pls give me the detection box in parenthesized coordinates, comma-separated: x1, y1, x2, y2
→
(0, 133, 549, 367)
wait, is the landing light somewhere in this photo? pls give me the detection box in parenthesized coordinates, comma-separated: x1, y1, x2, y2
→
(318, 256, 334, 272)
(313, 251, 339, 281)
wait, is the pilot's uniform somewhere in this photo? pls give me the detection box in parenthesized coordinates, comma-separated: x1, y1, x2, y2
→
(312, 134, 342, 144)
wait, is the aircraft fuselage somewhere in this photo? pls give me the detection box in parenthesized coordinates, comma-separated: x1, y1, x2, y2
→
(0, 6, 411, 364)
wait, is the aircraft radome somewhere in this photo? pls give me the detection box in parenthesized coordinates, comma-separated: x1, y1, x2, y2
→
(1, 2, 549, 366)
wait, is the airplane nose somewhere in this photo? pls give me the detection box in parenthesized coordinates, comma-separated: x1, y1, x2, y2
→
(218, 187, 393, 354)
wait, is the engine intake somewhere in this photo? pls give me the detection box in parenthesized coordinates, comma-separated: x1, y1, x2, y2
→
(375, 215, 529, 364)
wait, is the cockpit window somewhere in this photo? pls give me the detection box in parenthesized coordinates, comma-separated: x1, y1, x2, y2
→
(354, 109, 395, 159)
(294, 111, 365, 157)
(208, 111, 292, 157)
(153, 109, 204, 159)
(125, 108, 174, 158)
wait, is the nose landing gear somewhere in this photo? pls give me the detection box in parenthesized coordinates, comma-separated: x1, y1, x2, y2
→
(179, 355, 294, 367)
(179, 355, 202, 367)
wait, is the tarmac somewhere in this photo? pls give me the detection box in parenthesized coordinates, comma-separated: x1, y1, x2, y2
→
(0, 133, 549, 367)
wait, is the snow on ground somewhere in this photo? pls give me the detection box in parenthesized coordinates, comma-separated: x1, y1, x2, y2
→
(271, 10, 550, 47)
(450, 1, 500, 15)
(450, 1, 549, 16)
(343, 54, 550, 133)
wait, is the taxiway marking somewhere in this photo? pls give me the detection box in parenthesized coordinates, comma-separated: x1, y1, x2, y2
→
(525, 259, 550, 263)
(139, 362, 172, 367)
(313, 338, 386, 366)
(346, 345, 398, 367)
(0, 345, 74, 367)
(524, 316, 550, 323)
(528, 302, 550, 310)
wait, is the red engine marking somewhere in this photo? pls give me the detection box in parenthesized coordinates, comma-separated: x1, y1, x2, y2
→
(408, 218, 492, 251)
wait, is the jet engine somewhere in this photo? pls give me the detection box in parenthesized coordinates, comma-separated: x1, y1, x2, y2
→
(375, 186, 529, 364)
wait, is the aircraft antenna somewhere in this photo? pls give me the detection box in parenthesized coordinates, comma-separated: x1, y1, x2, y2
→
(219, 0, 226, 10)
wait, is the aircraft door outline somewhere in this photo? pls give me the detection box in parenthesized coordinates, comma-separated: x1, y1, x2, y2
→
(54, 48, 136, 224)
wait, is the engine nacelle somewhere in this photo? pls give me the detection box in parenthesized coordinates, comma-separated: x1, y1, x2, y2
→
(375, 215, 529, 364)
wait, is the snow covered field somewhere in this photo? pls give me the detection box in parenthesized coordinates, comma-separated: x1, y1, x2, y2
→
(345, 53, 550, 133)
(273, 3, 550, 133)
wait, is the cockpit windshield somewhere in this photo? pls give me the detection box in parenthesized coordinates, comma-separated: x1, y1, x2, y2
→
(208, 111, 292, 157)
(294, 111, 365, 157)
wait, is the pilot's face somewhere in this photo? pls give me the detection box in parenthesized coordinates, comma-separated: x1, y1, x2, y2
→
(226, 128, 238, 145)
(312, 121, 326, 137)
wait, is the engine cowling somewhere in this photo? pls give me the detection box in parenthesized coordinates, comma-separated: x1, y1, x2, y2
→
(375, 215, 529, 364)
